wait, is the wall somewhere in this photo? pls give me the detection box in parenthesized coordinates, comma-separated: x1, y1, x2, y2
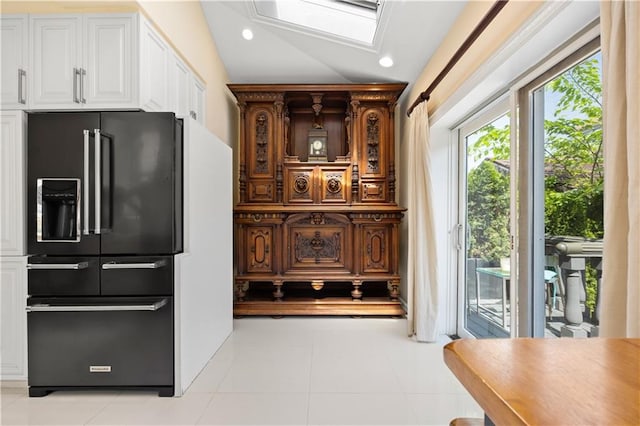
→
(1, 0, 238, 145)
(406, 1, 545, 116)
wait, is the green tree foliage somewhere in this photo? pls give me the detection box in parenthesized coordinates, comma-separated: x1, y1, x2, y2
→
(544, 57, 603, 241)
(467, 161, 510, 262)
(467, 54, 603, 314)
(468, 56, 603, 240)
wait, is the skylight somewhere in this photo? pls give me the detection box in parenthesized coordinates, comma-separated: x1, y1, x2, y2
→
(253, 0, 382, 45)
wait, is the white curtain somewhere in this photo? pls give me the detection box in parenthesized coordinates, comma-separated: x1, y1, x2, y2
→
(406, 102, 438, 342)
(600, 0, 640, 337)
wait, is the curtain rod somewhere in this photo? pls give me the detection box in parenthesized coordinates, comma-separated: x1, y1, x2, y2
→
(406, 0, 509, 118)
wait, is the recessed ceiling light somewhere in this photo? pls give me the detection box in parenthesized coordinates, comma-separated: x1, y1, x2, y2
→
(379, 56, 393, 68)
(242, 28, 254, 40)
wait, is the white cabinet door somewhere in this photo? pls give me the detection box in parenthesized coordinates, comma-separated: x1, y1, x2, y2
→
(140, 18, 169, 112)
(0, 112, 25, 256)
(0, 257, 28, 379)
(84, 15, 138, 108)
(30, 15, 82, 109)
(1, 15, 28, 109)
(189, 74, 206, 124)
(169, 53, 190, 118)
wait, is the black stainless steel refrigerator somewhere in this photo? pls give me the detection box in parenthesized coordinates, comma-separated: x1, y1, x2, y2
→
(25, 111, 182, 397)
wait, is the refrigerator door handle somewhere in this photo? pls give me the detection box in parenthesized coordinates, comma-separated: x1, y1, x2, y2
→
(27, 262, 89, 270)
(83, 130, 90, 235)
(101, 260, 167, 270)
(94, 129, 101, 234)
(26, 298, 168, 312)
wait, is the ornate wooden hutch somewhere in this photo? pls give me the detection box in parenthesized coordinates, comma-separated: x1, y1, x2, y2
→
(229, 83, 407, 316)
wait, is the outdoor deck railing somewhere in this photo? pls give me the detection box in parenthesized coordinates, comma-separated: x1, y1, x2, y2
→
(547, 236, 603, 337)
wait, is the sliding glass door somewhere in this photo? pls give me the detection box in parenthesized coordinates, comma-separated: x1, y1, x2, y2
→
(457, 39, 602, 339)
(518, 41, 603, 338)
(458, 100, 512, 338)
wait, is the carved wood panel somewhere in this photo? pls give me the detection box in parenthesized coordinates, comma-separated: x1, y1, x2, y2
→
(361, 181, 386, 202)
(246, 227, 273, 273)
(248, 181, 275, 202)
(320, 168, 348, 203)
(362, 225, 390, 273)
(357, 107, 388, 179)
(289, 226, 347, 270)
(246, 107, 276, 178)
(284, 167, 314, 204)
(284, 213, 351, 272)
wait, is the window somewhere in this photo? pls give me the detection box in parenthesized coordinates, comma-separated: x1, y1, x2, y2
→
(253, 0, 382, 45)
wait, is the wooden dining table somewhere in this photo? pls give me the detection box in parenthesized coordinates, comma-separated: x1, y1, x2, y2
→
(444, 337, 640, 425)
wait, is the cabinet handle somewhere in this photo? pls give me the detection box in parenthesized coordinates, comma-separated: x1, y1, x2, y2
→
(101, 260, 167, 270)
(190, 110, 197, 120)
(27, 262, 89, 270)
(27, 298, 168, 312)
(80, 68, 87, 104)
(73, 68, 80, 103)
(18, 68, 26, 104)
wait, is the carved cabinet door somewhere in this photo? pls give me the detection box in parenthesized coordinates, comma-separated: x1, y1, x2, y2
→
(245, 226, 274, 273)
(356, 106, 389, 203)
(284, 166, 315, 204)
(319, 166, 349, 204)
(284, 165, 350, 205)
(361, 225, 391, 273)
(284, 213, 352, 273)
(246, 106, 277, 202)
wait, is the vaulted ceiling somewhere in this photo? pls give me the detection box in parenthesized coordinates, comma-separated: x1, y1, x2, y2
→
(201, 1, 466, 87)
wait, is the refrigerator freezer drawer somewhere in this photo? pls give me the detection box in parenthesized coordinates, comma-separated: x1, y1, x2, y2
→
(27, 297, 173, 391)
(100, 256, 173, 296)
(28, 256, 100, 296)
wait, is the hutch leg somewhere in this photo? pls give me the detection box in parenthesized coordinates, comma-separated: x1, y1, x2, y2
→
(273, 280, 284, 301)
(235, 280, 249, 302)
(351, 279, 363, 301)
(387, 279, 400, 301)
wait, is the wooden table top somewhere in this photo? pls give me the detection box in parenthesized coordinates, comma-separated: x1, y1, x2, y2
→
(444, 338, 640, 425)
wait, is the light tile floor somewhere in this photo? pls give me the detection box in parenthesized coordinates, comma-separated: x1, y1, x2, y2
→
(1, 318, 483, 425)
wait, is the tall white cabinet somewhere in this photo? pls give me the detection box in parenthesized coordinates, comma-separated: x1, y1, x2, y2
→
(0, 111, 27, 380)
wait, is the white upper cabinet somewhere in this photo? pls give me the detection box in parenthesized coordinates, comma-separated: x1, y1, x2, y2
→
(1, 15, 28, 109)
(189, 74, 206, 125)
(0, 111, 25, 256)
(30, 15, 81, 108)
(84, 15, 137, 108)
(30, 14, 136, 109)
(3, 12, 205, 117)
(139, 18, 169, 112)
(168, 52, 190, 118)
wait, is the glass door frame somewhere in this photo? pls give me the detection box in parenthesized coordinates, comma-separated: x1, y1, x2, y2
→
(456, 95, 514, 339)
(516, 37, 601, 337)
